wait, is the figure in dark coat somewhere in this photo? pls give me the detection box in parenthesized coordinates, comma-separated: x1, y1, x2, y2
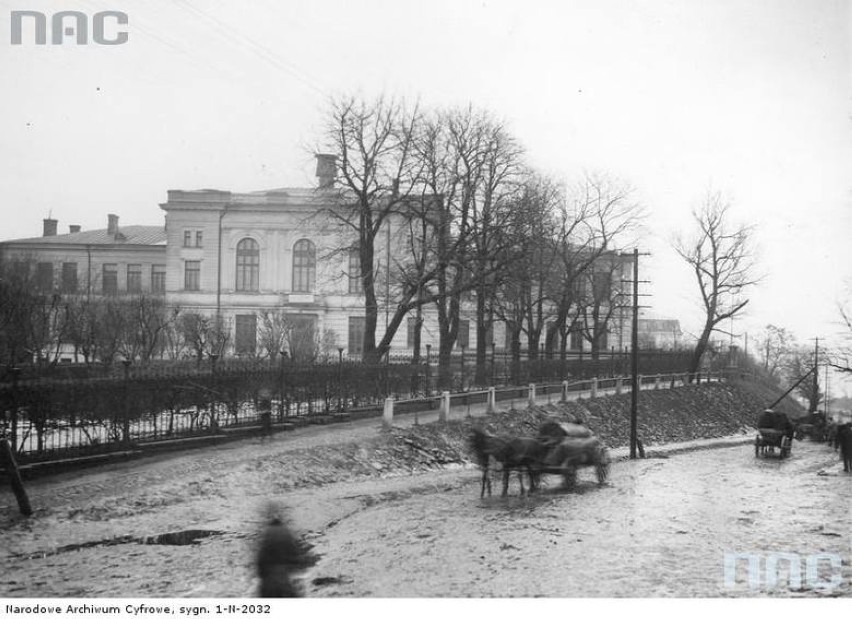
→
(256, 513, 307, 597)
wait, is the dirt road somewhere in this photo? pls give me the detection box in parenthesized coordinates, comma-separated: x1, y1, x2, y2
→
(1, 432, 849, 598)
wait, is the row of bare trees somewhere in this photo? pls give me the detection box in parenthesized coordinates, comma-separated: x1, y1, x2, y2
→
(0, 264, 233, 366)
(0, 261, 349, 367)
(319, 95, 646, 374)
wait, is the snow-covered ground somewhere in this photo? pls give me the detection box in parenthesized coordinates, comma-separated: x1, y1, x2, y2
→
(1, 425, 849, 598)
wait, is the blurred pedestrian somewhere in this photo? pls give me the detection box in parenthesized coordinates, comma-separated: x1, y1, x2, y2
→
(256, 505, 307, 597)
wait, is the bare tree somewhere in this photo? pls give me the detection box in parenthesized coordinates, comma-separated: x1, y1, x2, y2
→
(415, 107, 525, 381)
(674, 191, 761, 378)
(493, 171, 559, 362)
(575, 255, 629, 359)
(0, 259, 51, 365)
(320, 94, 423, 362)
(257, 307, 290, 360)
(753, 324, 796, 382)
(179, 313, 231, 364)
(550, 172, 644, 359)
(784, 345, 822, 411)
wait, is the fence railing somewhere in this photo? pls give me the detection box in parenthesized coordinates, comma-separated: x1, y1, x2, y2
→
(381, 370, 731, 426)
(0, 351, 712, 465)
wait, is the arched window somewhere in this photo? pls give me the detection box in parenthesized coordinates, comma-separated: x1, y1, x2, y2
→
(236, 238, 259, 292)
(292, 239, 316, 293)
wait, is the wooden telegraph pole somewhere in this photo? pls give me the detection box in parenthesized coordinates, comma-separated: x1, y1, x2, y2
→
(630, 248, 640, 459)
(625, 247, 652, 459)
(810, 337, 820, 413)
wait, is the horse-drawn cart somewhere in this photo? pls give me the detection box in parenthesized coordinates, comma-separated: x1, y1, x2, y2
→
(755, 428, 792, 458)
(755, 409, 794, 459)
(535, 420, 609, 487)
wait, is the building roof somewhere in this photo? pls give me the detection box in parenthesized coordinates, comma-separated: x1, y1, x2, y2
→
(1, 226, 166, 247)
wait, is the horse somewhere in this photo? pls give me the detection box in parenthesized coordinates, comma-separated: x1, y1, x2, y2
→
(467, 427, 551, 497)
(537, 435, 611, 488)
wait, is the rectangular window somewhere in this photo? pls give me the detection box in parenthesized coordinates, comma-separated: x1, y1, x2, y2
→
(457, 319, 470, 349)
(348, 248, 363, 294)
(184, 260, 200, 291)
(127, 264, 142, 293)
(234, 314, 257, 355)
(12, 261, 30, 281)
(102, 264, 118, 294)
(61, 262, 77, 293)
(570, 328, 583, 351)
(195, 231, 203, 247)
(183, 230, 192, 247)
(285, 314, 317, 361)
(407, 317, 417, 348)
(348, 316, 366, 357)
(573, 278, 587, 300)
(504, 322, 515, 350)
(36, 262, 53, 292)
(151, 265, 166, 293)
(593, 271, 612, 299)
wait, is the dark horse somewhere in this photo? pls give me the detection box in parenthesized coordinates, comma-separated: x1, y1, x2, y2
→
(468, 427, 550, 497)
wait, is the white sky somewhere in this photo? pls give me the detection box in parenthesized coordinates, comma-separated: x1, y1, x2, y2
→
(1, 0, 851, 390)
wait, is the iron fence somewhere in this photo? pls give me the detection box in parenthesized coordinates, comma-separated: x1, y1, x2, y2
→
(0, 349, 695, 464)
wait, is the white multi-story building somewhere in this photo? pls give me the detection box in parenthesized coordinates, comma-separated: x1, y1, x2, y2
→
(160, 156, 434, 359)
(2, 156, 636, 363)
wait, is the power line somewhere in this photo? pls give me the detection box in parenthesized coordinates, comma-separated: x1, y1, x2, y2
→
(173, 0, 328, 97)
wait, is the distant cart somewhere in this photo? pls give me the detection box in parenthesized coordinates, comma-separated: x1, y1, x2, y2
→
(755, 409, 794, 459)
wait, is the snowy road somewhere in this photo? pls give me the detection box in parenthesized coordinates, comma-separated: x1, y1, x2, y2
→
(306, 440, 852, 597)
(1, 436, 849, 598)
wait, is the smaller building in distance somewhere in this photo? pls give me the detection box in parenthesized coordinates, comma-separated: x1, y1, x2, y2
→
(637, 312, 684, 350)
(0, 215, 166, 363)
(0, 215, 166, 297)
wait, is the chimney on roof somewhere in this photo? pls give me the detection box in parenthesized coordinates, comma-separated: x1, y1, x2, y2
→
(315, 153, 337, 189)
(69, 225, 81, 234)
(107, 214, 119, 236)
(43, 218, 58, 237)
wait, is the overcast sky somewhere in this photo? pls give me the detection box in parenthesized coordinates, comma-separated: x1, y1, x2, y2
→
(2, 0, 851, 390)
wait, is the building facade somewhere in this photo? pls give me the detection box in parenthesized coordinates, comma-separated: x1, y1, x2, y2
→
(0, 215, 166, 297)
(1, 159, 637, 363)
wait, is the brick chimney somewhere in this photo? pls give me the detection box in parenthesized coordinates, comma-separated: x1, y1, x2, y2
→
(43, 218, 58, 237)
(69, 225, 81, 234)
(107, 214, 119, 236)
(315, 154, 337, 189)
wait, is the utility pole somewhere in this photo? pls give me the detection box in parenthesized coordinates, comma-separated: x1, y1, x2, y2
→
(811, 337, 820, 413)
(620, 248, 650, 460)
(630, 248, 640, 459)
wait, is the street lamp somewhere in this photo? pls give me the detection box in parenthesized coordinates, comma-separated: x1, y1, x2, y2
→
(460, 343, 466, 391)
(121, 358, 132, 445)
(425, 344, 432, 396)
(491, 341, 496, 386)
